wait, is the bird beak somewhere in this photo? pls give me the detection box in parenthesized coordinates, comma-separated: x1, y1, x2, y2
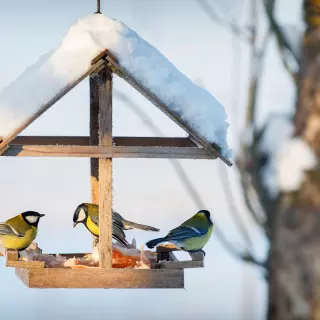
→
(39, 214, 45, 218)
(73, 222, 78, 228)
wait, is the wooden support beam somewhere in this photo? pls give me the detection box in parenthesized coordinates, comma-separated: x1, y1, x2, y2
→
(97, 65, 113, 269)
(15, 268, 184, 289)
(2, 145, 213, 159)
(10, 136, 198, 148)
(90, 69, 100, 206)
(90, 65, 101, 249)
(105, 54, 232, 166)
(0, 59, 105, 155)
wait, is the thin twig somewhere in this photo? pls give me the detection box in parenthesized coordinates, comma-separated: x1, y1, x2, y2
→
(196, 0, 251, 41)
(241, 173, 267, 227)
(219, 163, 255, 251)
(262, 0, 298, 82)
(263, 0, 299, 63)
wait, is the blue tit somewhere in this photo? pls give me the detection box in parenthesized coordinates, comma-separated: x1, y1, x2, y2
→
(73, 203, 159, 247)
(0, 211, 45, 253)
(146, 210, 213, 255)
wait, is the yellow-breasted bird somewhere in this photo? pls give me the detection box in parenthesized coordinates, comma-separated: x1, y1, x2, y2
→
(146, 210, 213, 255)
(0, 211, 45, 253)
(73, 203, 159, 247)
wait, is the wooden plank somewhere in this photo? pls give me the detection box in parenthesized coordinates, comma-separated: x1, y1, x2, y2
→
(16, 268, 30, 287)
(154, 260, 204, 269)
(98, 65, 113, 269)
(90, 68, 100, 206)
(0, 59, 105, 155)
(6, 251, 45, 269)
(91, 48, 118, 65)
(90, 60, 101, 250)
(6, 251, 19, 261)
(10, 136, 198, 148)
(6, 260, 45, 269)
(2, 145, 212, 159)
(15, 268, 184, 289)
(189, 251, 205, 261)
(105, 55, 232, 167)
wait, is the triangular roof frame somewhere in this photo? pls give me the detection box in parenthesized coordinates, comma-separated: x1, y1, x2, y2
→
(0, 49, 233, 289)
(0, 49, 232, 166)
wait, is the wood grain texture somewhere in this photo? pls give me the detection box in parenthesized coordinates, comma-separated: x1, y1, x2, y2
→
(6, 251, 45, 268)
(6, 251, 19, 261)
(105, 55, 232, 166)
(6, 260, 45, 269)
(2, 145, 212, 159)
(98, 65, 113, 269)
(90, 69, 100, 205)
(153, 260, 204, 269)
(10, 136, 198, 147)
(189, 251, 205, 261)
(0, 59, 105, 153)
(15, 268, 184, 289)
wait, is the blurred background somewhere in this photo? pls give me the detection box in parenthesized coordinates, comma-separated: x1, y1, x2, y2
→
(0, 0, 317, 319)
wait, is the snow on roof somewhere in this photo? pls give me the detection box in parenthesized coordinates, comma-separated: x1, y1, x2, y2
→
(0, 14, 231, 158)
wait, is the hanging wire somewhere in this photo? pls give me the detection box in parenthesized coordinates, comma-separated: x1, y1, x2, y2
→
(96, 0, 101, 14)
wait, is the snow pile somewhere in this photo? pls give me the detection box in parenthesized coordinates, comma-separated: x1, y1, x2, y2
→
(259, 114, 317, 196)
(276, 137, 317, 192)
(0, 14, 231, 158)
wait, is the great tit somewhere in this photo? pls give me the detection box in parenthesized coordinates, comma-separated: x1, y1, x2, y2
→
(0, 211, 45, 252)
(73, 203, 159, 247)
(146, 210, 213, 255)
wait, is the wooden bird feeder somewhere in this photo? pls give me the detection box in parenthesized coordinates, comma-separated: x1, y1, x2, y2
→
(0, 49, 232, 289)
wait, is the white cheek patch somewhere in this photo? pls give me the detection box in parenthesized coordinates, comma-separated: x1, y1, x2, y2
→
(25, 216, 39, 224)
(77, 209, 86, 222)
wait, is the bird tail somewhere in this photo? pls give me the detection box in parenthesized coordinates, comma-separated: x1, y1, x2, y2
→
(145, 237, 167, 249)
(123, 220, 159, 232)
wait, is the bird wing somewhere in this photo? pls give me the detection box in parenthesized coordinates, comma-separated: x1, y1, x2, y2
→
(89, 211, 127, 243)
(89, 213, 99, 227)
(112, 211, 125, 229)
(0, 223, 24, 237)
(166, 226, 206, 241)
(91, 211, 125, 231)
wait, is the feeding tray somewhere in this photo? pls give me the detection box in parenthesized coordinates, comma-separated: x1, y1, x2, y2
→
(5, 245, 204, 289)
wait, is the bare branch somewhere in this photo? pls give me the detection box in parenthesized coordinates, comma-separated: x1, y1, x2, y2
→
(262, 0, 299, 82)
(219, 163, 255, 251)
(114, 90, 265, 269)
(196, 0, 252, 41)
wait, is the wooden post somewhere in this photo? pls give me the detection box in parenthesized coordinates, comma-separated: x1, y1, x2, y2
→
(89, 73, 99, 205)
(98, 65, 113, 269)
(90, 67, 100, 249)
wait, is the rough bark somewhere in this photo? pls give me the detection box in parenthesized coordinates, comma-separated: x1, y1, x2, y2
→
(268, 1, 320, 319)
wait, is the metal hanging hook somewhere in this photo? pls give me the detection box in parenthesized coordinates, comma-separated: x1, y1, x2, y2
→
(95, 0, 101, 14)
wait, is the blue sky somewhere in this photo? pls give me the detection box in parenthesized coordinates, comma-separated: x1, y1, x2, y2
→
(0, 0, 302, 319)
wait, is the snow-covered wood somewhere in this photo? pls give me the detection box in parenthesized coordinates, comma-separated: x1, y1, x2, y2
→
(0, 13, 231, 160)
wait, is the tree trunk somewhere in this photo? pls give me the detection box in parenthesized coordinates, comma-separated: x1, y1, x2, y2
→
(268, 1, 320, 319)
